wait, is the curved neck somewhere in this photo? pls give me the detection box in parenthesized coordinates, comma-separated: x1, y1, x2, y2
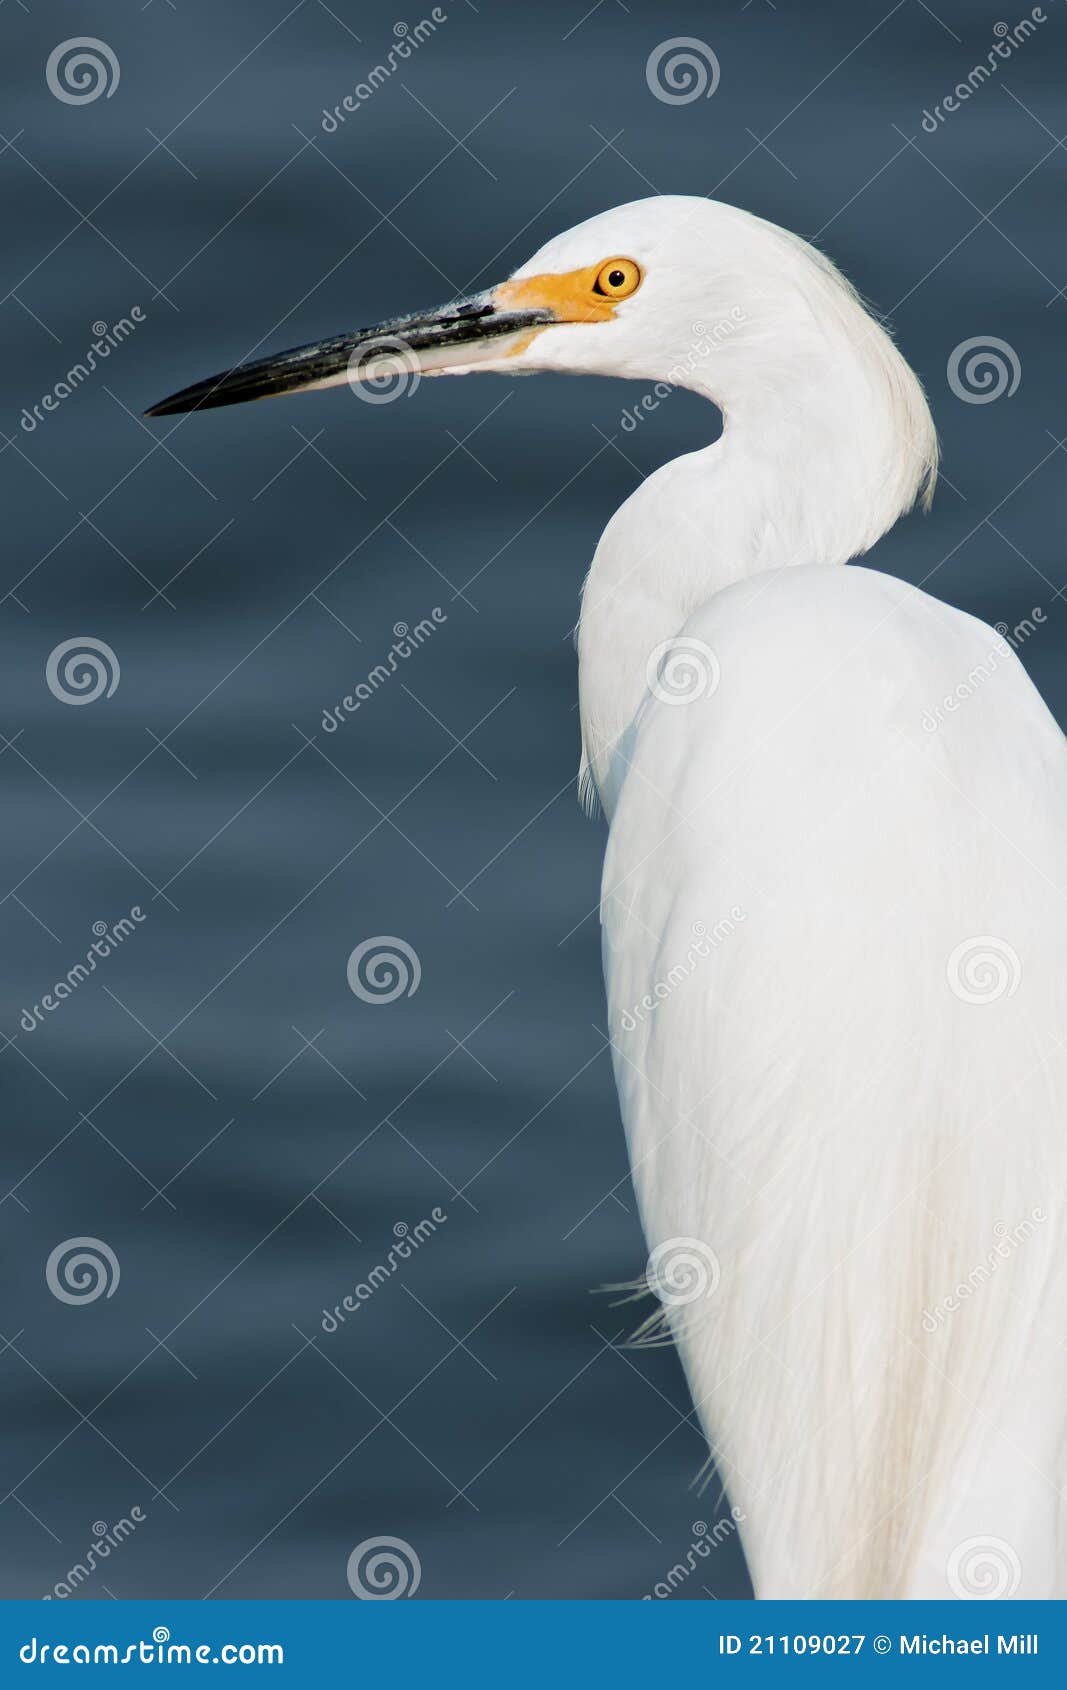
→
(577, 324, 937, 816)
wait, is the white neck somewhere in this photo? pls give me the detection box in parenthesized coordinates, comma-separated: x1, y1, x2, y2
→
(577, 300, 937, 816)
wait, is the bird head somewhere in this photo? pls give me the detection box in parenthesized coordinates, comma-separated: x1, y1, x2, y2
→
(145, 196, 846, 417)
(146, 194, 937, 529)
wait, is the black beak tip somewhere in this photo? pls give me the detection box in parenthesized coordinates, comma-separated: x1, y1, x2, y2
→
(141, 301, 555, 422)
(144, 391, 202, 419)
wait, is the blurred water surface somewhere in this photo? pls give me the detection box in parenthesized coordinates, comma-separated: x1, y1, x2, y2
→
(0, 0, 1064, 1599)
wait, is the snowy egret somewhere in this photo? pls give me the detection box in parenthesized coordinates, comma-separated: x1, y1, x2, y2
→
(149, 197, 1067, 1601)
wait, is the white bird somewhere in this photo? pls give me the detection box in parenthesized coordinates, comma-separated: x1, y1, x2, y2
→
(149, 196, 1067, 1601)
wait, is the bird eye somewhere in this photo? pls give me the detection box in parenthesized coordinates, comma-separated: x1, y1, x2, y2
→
(593, 258, 642, 300)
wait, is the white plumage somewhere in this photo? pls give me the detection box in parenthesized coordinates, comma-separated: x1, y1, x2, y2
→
(603, 562, 1067, 1598)
(558, 200, 1067, 1600)
(151, 193, 1067, 1601)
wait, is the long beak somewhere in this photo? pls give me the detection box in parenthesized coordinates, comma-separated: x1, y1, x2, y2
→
(144, 292, 557, 418)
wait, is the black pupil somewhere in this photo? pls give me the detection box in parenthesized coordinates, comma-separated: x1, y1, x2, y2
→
(608, 269, 626, 288)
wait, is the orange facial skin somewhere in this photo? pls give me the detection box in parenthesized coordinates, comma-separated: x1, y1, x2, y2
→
(494, 258, 642, 326)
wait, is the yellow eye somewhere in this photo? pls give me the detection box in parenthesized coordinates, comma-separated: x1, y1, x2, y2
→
(593, 257, 642, 300)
